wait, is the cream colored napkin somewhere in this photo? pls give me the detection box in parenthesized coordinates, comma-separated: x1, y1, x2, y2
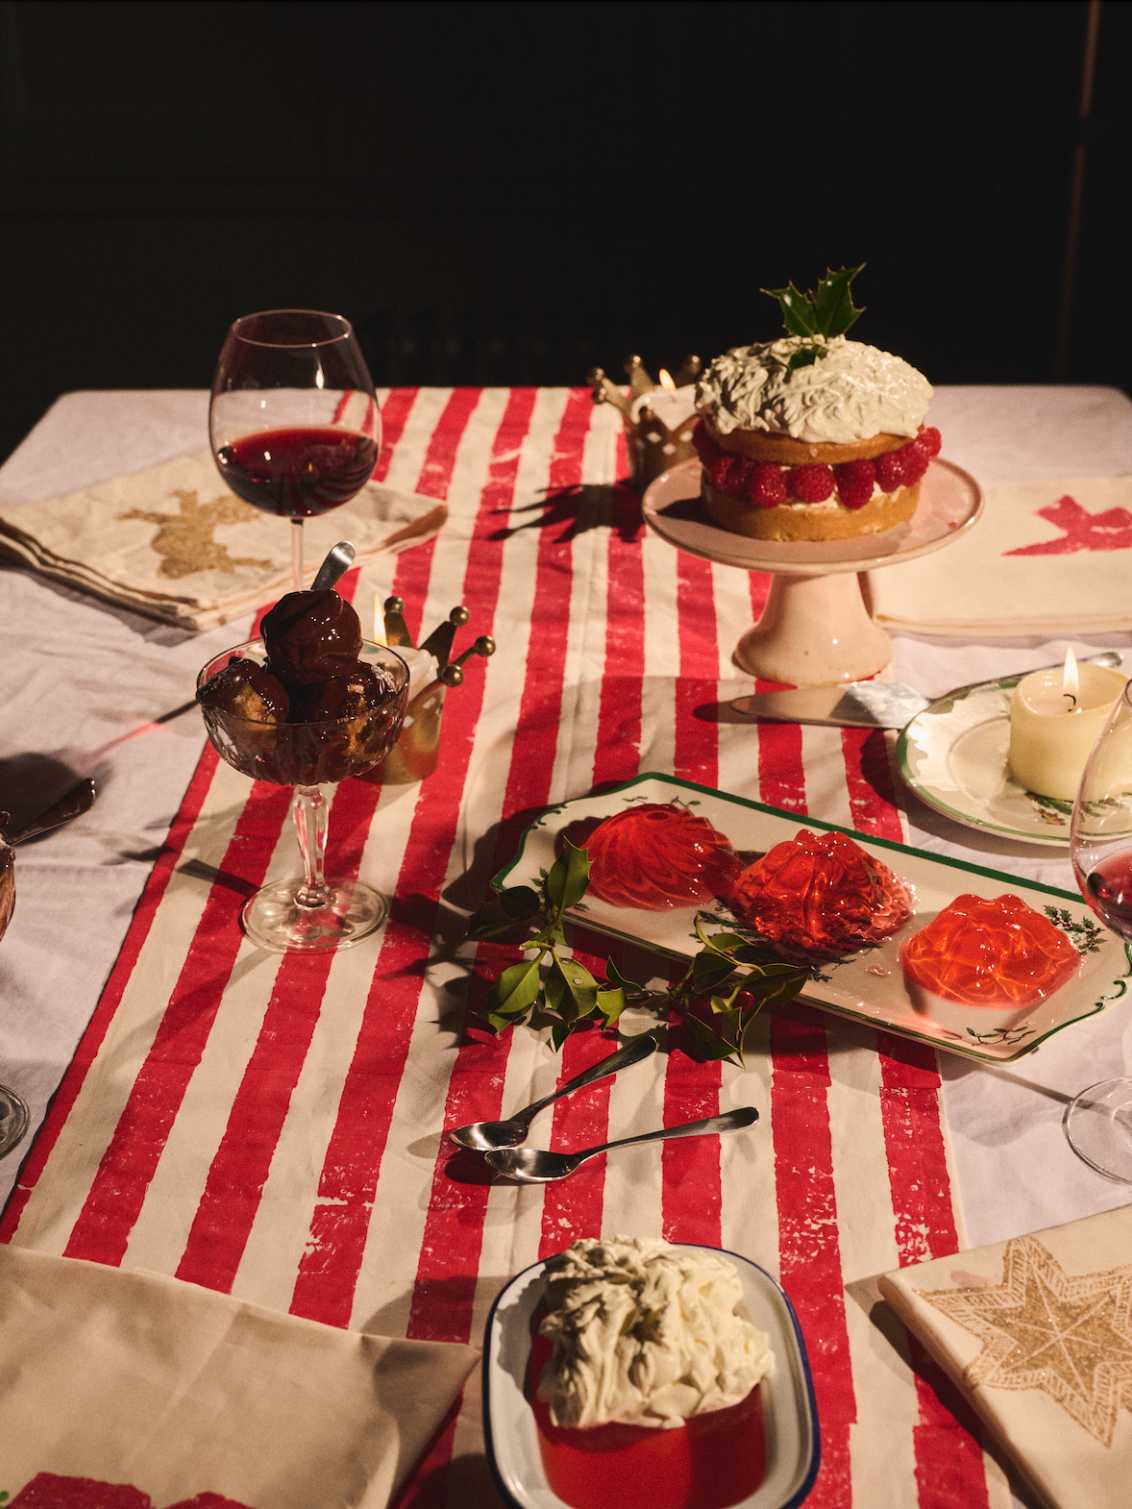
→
(0, 449, 446, 632)
(869, 475, 1132, 636)
(878, 1203, 1132, 1509)
(0, 1245, 478, 1508)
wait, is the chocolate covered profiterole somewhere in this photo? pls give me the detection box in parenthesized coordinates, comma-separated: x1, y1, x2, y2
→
(196, 657, 290, 723)
(261, 589, 363, 684)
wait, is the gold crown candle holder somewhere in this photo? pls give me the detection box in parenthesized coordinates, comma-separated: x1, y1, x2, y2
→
(588, 354, 702, 489)
(359, 599, 495, 784)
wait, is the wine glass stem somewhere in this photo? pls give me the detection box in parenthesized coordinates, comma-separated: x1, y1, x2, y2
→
(291, 518, 304, 590)
(292, 785, 330, 909)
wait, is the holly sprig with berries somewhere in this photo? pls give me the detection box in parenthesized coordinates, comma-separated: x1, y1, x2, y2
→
(761, 263, 866, 370)
(467, 841, 810, 1063)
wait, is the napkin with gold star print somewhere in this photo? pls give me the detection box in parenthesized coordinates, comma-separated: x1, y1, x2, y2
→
(878, 1204, 1132, 1508)
(0, 449, 446, 632)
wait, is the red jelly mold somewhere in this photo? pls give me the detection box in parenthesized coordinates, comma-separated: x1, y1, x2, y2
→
(901, 893, 1079, 1006)
(729, 828, 912, 956)
(581, 803, 738, 911)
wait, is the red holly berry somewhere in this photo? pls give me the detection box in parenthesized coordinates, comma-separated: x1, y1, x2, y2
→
(834, 459, 876, 510)
(875, 449, 907, 492)
(917, 425, 942, 457)
(789, 464, 836, 503)
(902, 440, 931, 484)
(748, 462, 788, 508)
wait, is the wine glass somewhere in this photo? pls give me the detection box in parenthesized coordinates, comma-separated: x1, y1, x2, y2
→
(197, 639, 408, 952)
(210, 310, 380, 590)
(1068, 675, 1132, 1181)
(0, 836, 30, 1157)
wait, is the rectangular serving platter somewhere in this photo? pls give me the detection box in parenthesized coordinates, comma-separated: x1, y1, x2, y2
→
(492, 773, 1130, 1064)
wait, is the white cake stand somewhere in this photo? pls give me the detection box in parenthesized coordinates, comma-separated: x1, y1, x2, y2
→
(643, 458, 983, 686)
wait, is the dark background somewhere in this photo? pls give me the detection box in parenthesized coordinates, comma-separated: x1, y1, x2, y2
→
(2, 0, 1128, 464)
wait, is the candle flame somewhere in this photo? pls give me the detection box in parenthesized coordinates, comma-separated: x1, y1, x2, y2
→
(1062, 647, 1080, 706)
(658, 368, 676, 391)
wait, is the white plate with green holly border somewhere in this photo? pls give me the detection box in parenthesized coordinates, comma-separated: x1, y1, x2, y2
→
(492, 773, 1128, 1064)
(895, 676, 1083, 846)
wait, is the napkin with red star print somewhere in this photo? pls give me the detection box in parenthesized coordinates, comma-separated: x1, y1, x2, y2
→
(878, 1203, 1132, 1509)
(869, 476, 1132, 635)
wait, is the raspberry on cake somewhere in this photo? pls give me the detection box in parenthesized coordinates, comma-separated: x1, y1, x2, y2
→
(694, 266, 939, 542)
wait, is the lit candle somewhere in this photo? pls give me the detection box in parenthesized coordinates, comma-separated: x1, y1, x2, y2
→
(630, 368, 698, 433)
(1007, 649, 1128, 800)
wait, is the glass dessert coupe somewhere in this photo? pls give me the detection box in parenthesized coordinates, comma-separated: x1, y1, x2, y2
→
(1, 836, 30, 1156)
(1068, 676, 1132, 1181)
(210, 309, 380, 591)
(197, 638, 408, 953)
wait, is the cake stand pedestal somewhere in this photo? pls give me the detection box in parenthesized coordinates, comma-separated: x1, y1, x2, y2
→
(643, 458, 982, 687)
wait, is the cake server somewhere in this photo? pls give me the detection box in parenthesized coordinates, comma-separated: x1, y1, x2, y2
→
(728, 652, 1122, 729)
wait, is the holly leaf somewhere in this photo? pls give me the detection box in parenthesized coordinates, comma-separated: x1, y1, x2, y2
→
(550, 1019, 572, 1050)
(811, 263, 866, 338)
(605, 957, 644, 994)
(761, 279, 820, 339)
(544, 840, 591, 916)
(787, 347, 821, 372)
(691, 948, 738, 995)
(544, 957, 568, 1015)
(684, 1010, 740, 1062)
(693, 919, 748, 958)
(556, 955, 599, 1019)
(489, 958, 543, 1017)
(597, 985, 626, 1024)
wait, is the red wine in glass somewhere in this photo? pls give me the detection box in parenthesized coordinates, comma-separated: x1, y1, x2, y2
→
(210, 310, 380, 588)
(1084, 848, 1132, 937)
(216, 427, 379, 519)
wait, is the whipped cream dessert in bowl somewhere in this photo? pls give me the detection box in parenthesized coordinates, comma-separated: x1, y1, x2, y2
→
(483, 1235, 819, 1509)
(693, 266, 941, 542)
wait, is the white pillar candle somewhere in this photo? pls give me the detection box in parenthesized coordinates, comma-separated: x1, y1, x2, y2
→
(1007, 655, 1127, 801)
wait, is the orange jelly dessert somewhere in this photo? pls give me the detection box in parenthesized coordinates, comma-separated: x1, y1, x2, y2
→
(902, 893, 1079, 1007)
(580, 804, 738, 911)
(729, 828, 912, 956)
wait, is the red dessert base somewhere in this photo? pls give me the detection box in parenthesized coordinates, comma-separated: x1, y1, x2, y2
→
(527, 1333, 765, 1509)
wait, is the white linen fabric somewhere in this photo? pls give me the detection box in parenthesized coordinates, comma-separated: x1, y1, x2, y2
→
(2, 386, 1132, 1509)
(0, 1244, 477, 1507)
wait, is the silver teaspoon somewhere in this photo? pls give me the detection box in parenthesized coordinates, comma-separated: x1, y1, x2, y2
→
(0, 777, 97, 846)
(449, 1031, 659, 1151)
(310, 540, 356, 592)
(485, 1105, 758, 1184)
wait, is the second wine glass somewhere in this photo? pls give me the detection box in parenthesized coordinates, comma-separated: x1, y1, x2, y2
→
(210, 310, 380, 589)
(1068, 674, 1132, 1182)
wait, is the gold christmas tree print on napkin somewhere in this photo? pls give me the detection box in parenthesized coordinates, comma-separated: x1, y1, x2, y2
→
(920, 1234, 1132, 1448)
(118, 487, 272, 579)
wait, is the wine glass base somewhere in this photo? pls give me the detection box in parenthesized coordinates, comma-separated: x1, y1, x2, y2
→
(0, 1084, 30, 1159)
(1064, 1077, 1132, 1183)
(242, 878, 389, 954)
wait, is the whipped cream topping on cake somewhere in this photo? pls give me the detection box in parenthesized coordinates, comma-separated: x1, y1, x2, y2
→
(696, 335, 932, 444)
(537, 1236, 773, 1430)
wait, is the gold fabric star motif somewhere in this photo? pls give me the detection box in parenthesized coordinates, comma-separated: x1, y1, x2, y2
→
(920, 1235, 1132, 1447)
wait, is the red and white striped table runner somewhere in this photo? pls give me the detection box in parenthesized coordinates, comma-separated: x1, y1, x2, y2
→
(0, 389, 1008, 1508)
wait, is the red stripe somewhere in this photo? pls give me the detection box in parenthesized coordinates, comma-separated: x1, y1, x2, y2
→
(841, 727, 904, 842)
(771, 1008, 856, 1507)
(662, 549, 722, 1244)
(403, 389, 594, 1351)
(0, 745, 220, 1243)
(397, 389, 483, 644)
(593, 436, 644, 789)
(373, 388, 419, 482)
(62, 778, 294, 1264)
(537, 953, 615, 1260)
(288, 388, 540, 1330)
(330, 389, 352, 425)
(877, 1035, 990, 1506)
